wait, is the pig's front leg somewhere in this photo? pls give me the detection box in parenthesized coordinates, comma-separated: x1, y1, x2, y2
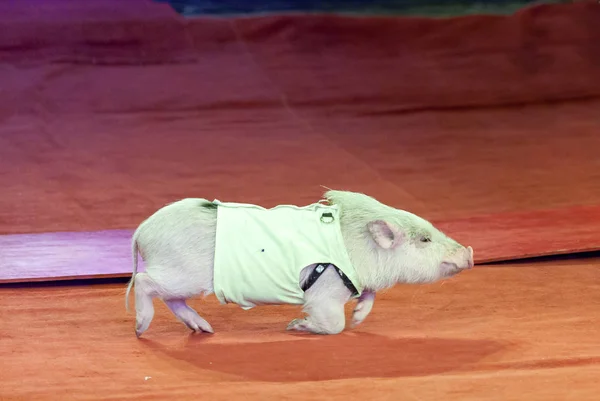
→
(287, 265, 352, 335)
(351, 290, 375, 328)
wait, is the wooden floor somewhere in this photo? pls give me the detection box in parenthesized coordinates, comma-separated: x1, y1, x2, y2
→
(1, 255, 598, 400)
(1, 1, 600, 400)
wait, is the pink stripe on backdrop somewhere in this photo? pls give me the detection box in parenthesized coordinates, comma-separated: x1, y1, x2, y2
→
(0, 229, 138, 283)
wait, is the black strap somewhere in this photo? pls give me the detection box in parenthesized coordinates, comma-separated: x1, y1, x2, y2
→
(301, 263, 359, 297)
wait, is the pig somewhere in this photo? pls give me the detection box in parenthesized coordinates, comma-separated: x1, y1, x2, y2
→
(125, 190, 474, 337)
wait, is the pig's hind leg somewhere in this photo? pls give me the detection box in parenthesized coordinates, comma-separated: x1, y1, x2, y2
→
(133, 272, 159, 337)
(134, 267, 213, 337)
(287, 265, 353, 335)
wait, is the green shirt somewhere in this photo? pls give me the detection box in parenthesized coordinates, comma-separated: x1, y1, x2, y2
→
(213, 199, 363, 310)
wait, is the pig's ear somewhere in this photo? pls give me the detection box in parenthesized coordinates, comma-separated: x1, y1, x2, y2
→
(367, 220, 404, 249)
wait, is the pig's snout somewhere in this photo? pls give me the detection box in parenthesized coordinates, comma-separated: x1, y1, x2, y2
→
(441, 246, 474, 277)
(467, 246, 474, 268)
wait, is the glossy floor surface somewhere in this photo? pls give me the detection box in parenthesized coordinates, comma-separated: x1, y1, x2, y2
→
(1, 256, 599, 400)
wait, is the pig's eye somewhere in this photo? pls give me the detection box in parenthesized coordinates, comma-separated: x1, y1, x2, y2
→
(420, 236, 431, 243)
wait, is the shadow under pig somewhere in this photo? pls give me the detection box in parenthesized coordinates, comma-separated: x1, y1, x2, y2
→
(139, 331, 510, 382)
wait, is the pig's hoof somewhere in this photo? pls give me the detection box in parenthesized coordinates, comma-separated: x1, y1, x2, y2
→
(286, 318, 309, 332)
(135, 327, 145, 338)
(351, 310, 368, 328)
(184, 317, 214, 334)
(171, 306, 214, 334)
(135, 319, 151, 338)
(351, 297, 374, 328)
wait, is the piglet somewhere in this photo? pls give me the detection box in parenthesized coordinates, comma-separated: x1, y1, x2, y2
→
(125, 190, 473, 337)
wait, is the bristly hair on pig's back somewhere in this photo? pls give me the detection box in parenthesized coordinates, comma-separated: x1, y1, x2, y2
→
(323, 190, 396, 217)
